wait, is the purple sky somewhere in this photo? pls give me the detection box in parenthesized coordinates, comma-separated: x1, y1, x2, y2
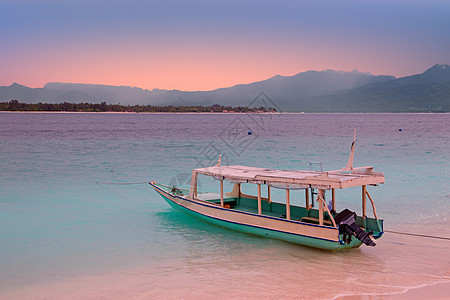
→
(1, 0, 449, 91)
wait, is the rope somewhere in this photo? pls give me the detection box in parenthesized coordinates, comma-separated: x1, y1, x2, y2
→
(154, 182, 191, 192)
(384, 230, 450, 241)
(94, 181, 149, 185)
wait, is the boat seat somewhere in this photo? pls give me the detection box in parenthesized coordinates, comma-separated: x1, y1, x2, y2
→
(300, 216, 332, 226)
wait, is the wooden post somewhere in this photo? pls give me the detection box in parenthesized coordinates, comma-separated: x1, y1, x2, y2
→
(332, 188, 336, 211)
(362, 185, 367, 228)
(190, 171, 198, 199)
(286, 189, 291, 220)
(305, 188, 310, 210)
(257, 184, 262, 215)
(220, 179, 224, 207)
(318, 191, 337, 228)
(366, 190, 378, 219)
(362, 185, 367, 218)
(318, 190, 324, 225)
(268, 186, 272, 212)
(237, 183, 241, 198)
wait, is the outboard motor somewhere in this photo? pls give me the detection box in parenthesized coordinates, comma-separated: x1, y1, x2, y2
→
(334, 209, 376, 246)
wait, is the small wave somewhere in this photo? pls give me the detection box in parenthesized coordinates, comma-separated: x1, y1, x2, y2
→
(332, 280, 450, 300)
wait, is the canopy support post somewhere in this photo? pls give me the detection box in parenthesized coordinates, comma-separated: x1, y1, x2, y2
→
(286, 189, 291, 220)
(318, 190, 324, 225)
(305, 188, 310, 210)
(317, 190, 337, 227)
(362, 185, 367, 228)
(257, 184, 262, 215)
(220, 179, 224, 207)
(189, 171, 198, 199)
(268, 186, 272, 212)
(331, 188, 336, 211)
(366, 190, 378, 219)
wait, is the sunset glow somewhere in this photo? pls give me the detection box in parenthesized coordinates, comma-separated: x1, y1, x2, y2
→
(1, 0, 450, 91)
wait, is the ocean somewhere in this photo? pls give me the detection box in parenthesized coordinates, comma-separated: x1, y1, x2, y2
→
(0, 112, 449, 299)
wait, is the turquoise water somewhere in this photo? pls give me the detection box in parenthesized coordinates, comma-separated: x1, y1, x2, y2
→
(0, 112, 449, 299)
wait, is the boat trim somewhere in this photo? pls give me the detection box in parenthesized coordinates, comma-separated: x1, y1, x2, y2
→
(151, 183, 341, 243)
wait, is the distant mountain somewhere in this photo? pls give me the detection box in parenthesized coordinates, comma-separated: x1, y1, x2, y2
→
(43, 82, 164, 104)
(1, 65, 450, 112)
(288, 64, 450, 112)
(174, 69, 395, 106)
(0, 69, 394, 106)
(0, 83, 85, 103)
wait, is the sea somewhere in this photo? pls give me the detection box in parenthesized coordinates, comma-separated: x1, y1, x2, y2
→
(0, 112, 449, 299)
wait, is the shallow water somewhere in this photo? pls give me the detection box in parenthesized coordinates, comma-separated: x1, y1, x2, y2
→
(0, 112, 449, 299)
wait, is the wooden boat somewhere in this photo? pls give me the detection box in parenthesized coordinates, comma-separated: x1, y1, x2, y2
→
(150, 138, 385, 251)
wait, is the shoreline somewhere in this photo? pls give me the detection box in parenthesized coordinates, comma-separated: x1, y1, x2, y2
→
(1, 111, 449, 114)
(1, 266, 449, 300)
(338, 280, 450, 299)
(0, 111, 279, 114)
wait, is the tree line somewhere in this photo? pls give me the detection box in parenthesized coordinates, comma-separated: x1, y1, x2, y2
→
(1, 100, 277, 113)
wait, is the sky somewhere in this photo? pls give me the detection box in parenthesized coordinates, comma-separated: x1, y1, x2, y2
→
(1, 0, 450, 91)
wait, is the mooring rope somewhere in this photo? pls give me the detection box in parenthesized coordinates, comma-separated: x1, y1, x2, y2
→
(94, 181, 149, 185)
(384, 230, 450, 241)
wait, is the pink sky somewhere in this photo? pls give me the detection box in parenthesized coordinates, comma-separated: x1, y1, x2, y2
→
(1, 0, 449, 91)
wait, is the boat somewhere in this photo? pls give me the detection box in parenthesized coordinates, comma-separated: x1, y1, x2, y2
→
(149, 136, 385, 251)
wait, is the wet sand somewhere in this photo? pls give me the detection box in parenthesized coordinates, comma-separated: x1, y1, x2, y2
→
(2, 276, 449, 300)
(1, 224, 448, 300)
(340, 281, 450, 299)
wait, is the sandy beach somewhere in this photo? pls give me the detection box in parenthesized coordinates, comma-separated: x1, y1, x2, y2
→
(1, 226, 449, 300)
(340, 281, 450, 299)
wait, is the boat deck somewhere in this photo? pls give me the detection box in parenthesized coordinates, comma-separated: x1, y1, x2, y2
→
(199, 194, 335, 226)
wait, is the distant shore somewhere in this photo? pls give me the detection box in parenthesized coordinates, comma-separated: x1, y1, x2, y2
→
(1, 111, 448, 114)
(0, 100, 277, 113)
(0, 110, 279, 114)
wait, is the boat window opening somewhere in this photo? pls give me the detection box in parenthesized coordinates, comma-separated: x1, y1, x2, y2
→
(195, 174, 220, 194)
(326, 185, 382, 221)
(240, 183, 259, 198)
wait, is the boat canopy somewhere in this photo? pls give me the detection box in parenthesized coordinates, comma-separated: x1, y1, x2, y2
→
(193, 165, 384, 190)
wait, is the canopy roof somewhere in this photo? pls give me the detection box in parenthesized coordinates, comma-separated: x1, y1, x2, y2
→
(193, 165, 384, 189)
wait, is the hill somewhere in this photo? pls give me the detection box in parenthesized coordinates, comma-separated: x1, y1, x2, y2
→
(1, 64, 449, 112)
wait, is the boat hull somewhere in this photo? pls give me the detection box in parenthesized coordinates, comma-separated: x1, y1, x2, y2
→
(151, 183, 364, 251)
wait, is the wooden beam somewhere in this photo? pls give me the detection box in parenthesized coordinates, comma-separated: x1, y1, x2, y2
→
(305, 188, 310, 210)
(362, 185, 367, 218)
(190, 171, 198, 199)
(366, 190, 378, 219)
(318, 190, 324, 225)
(268, 186, 271, 203)
(317, 191, 337, 227)
(220, 179, 224, 207)
(257, 184, 262, 215)
(332, 188, 336, 211)
(286, 189, 291, 220)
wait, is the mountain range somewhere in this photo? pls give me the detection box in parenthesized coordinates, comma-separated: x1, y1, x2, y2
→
(1, 64, 449, 112)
